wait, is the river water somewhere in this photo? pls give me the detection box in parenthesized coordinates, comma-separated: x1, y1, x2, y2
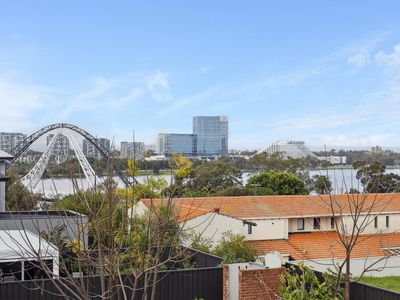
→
(33, 168, 400, 197)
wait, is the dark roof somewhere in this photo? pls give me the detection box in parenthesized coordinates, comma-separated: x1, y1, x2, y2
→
(0, 150, 13, 160)
(0, 210, 86, 220)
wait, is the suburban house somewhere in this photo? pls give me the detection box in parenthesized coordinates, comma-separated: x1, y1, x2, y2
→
(130, 193, 400, 276)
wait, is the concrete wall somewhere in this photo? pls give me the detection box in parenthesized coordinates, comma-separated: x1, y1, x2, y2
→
(223, 263, 284, 300)
(299, 256, 400, 277)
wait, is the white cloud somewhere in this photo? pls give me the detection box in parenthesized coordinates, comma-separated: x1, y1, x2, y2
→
(0, 75, 55, 131)
(347, 53, 371, 67)
(157, 87, 218, 116)
(59, 76, 143, 120)
(147, 71, 171, 102)
(375, 44, 400, 70)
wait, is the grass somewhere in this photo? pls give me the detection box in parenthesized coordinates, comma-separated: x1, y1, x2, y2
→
(359, 276, 400, 292)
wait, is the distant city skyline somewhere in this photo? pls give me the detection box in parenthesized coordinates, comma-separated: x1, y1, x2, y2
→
(1, 1, 400, 149)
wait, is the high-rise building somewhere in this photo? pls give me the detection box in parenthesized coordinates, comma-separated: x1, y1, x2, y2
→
(120, 141, 145, 160)
(47, 134, 70, 164)
(82, 138, 110, 159)
(193, 116, 228, 156)
(0, 132, 27, 153)
(156, 133, 197, 156)
(264, 140, 315, 159)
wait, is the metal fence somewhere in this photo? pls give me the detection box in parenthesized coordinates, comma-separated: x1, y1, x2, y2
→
(350, 281, 400, 300)
(0, 266, 223, 300)
(286, 262, 400, 300)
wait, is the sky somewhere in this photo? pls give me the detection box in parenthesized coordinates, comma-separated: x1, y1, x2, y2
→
(1, 1, 400, 150)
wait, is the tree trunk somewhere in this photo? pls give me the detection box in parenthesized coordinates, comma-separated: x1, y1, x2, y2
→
(345, 256, 351, 300)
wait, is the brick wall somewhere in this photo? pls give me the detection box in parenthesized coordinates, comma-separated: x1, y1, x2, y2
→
(238, 267, 285, 300)
(223, 264, 229, 300)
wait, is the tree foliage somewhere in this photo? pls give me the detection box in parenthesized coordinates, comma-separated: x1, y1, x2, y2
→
(183, 160, 242, 196)
(312, 175, 332, 194)
(353, 160, 400, 193)
(213, 231, 256, 263)
(5, 171, 40, 210)
(280, 263, 343, 300)
(247, 171, 308, 195)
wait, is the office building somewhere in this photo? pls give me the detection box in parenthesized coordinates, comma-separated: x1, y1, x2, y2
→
(120, 141, 145, 160)
(193, 116, 228, 156)
(0, 132, 27, 153)
(317, 155, 347, 165)
(156, 133, 197, 156)
(82, 138, 110, 159)
(47, 134, 70, 164)
(264, 140, 315, 159)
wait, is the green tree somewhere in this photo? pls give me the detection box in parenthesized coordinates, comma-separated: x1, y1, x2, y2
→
(280, 263, 343, 300)
(213, 231, 256, 263)
(5, 171, 40, 210)
(247, 171, 308, 195)
(353, 161, 400, 193)
(186, 160, 242, 195)
(312, 175, 332, 194)
(188, 232, 213, 254)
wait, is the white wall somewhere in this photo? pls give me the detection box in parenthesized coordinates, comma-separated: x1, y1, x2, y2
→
(182, 212, 247, 246)
(246, 218, 288, 240)
(289, 216, 336, 233)
(340, 213, 400, 235)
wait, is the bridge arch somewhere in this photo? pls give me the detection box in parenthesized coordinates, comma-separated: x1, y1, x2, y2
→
(7, 123, 132, 186)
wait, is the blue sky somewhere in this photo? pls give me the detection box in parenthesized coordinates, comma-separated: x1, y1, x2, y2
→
(1, 1, 400, 150)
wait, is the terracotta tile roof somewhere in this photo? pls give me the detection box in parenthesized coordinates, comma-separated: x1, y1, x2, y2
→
(247, 232, 400, 260)
(141, 193, 400, 220)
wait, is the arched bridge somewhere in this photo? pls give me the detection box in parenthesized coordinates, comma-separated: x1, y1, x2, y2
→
(7, 123, 132, 188)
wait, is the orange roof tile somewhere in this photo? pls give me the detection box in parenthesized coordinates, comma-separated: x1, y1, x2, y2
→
(141, 193, 400, 221)
(247, 232, 400, 260)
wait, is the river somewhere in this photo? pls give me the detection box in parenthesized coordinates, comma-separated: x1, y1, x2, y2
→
(33, 168, 400, 197)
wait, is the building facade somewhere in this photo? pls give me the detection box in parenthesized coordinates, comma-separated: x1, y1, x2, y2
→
(47, 134, 70, 164)
(264, 140, 315, 159)
(0, 132, 27, 153)
(120, 141, 145, 160)
(156, 133, 197, 156)
(193, 116, 228, 156)
(82, 138, 110, 159)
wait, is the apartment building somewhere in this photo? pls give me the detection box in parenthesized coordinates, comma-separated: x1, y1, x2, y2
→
(130, 194, 400, 276)
(47, 133, 70, 164)
(82, 137, 110, 159)
(0, 132, 27, 153)
(120, 141, 145, 160)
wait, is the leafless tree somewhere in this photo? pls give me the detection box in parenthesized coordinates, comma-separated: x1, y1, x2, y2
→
(317, 171, 399, 300)
(1, 156, 211, 300)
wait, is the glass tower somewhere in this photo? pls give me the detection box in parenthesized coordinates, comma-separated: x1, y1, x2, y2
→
(193, 116, 228, 156)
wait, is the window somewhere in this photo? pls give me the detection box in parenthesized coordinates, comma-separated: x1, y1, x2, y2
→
(330, 217, 335, 229)
(386, 216, 390, 228)
(297, 218, 305, 230)
(374, 216, 378, 228)
(313, 217, 321, 230)
(248, 224, 253, 234)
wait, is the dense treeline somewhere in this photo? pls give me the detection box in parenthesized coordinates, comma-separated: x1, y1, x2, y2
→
(314, 149, 400, 166)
